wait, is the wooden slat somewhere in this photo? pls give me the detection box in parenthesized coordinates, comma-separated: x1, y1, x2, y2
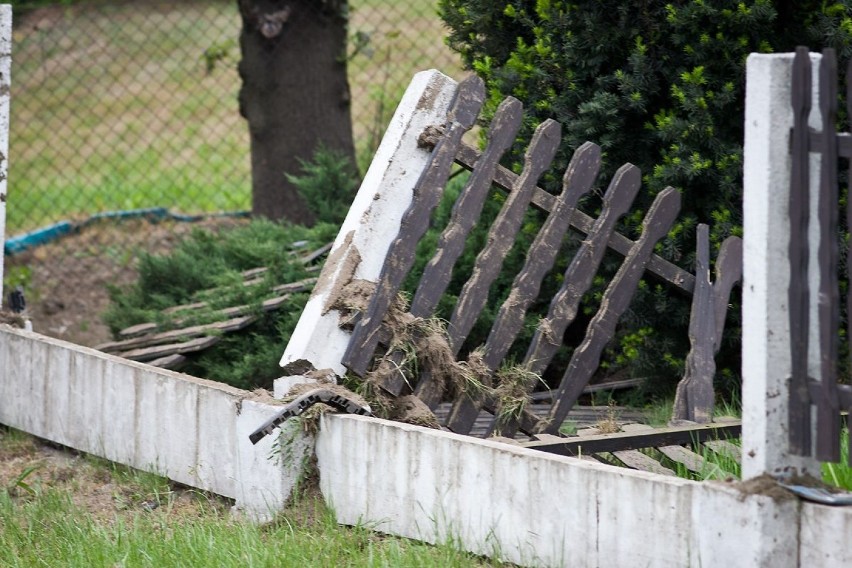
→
(788, 46, 813, 456)
(621, 423, 705, 474)
(444, 119, 562, 434)
(529, 378, 645, 401)
(523, 421, 742, 456)
(117, 335, 221, 362)
(524, 163, 642, 378)
(544, 187, 682, 433)
(434, 403, 647, 432)
(446, 119, 563, 355)
(118, 322, 158, 339)
(816, 48, 841, 461)
(452, 143, 696, 294)
(672, 224, 715, 423)
(342, 74, 485, 378)
(145, 354, 187, 370)
(610, 450, 676, 476)
(97, 315, 257, 353)
(117, 277, 315, 339)
(406, 96, 523, 402)
(702, 439, 742, 464)
(473, 143, 601, 436)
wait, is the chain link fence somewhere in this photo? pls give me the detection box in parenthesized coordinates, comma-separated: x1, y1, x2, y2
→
(2, 0, 464, 345)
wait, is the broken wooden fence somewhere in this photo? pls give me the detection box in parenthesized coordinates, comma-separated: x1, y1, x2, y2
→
(339, 74, 742, 439)
(788, 46, 852, 466)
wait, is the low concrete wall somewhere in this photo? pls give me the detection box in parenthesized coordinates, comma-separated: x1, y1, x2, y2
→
(317, 414, 851, 568)
(0, 326, 308, 520)
(2, 326, 850, 566)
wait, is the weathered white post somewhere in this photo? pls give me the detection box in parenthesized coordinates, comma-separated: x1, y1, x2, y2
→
(0, 5, 10, 307)
(274, 70, 458, 397)
(742, 53, 822, 479)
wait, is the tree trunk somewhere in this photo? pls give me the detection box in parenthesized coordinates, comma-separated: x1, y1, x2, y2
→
(237, 0, 355, 223)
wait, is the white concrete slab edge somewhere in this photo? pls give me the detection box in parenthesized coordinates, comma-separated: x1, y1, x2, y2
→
(275, 69, 458, 396)
(0, 326, 312, 522)
(318, 413, 851, 568)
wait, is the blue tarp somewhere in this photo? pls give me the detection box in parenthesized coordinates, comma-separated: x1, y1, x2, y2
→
(3, 208, 249, 256)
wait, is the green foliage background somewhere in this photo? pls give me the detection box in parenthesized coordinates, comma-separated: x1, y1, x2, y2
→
(439, 0, 852, 397)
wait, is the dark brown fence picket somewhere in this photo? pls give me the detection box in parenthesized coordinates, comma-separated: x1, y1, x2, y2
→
(524, 163, 642, 377)
(544, 186, 682, 433)
(446, 119, 562, 354)
(672, 224, 715, 423)
(445, 142, 601, 434)
(789, 46, 813, 456)
(671, 229, 742, 423)
(711, 236, 743, 353)
(815, 47, 841, 461)
(342, 75, 485, 378)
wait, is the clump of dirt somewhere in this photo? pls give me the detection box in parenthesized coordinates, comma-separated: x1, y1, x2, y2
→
(388, 395, 440, 429)
(733, 474, 797, 503)
(326, 279, 476, 427)
(492, 363, 540, 435)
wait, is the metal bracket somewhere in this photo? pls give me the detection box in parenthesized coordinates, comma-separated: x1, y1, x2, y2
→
(248, 388, 372, 444)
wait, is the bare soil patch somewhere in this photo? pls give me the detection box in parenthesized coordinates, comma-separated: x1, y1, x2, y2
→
(0, 427, 233, 522)
(5, 216, 248, 348)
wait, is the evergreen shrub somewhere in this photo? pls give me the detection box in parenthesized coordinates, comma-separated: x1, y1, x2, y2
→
(104, 220, 338, 390)
(439, 0, 852, 398)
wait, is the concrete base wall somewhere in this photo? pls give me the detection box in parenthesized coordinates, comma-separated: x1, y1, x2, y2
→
(2, 326, 850, 566)
(317, 414, 851, 568)
(0, 326, 309, 521)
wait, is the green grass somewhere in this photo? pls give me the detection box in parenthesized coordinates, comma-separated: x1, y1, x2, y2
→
(636, 398, 852, 490)
(0, 491, 494, 567)
(7, 0, 465, 234)
(0, 428, 499, 567)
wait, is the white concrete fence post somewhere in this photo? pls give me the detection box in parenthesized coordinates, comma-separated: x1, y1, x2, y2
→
(274, 70, 459, 397)
(0, 5, 11, 306)
(742, 52, 823, 479)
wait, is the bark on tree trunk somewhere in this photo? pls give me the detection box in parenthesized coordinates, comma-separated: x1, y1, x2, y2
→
(238, 0, 355, 223)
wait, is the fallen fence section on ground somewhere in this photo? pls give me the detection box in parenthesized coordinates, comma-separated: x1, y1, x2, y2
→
(1, 326, 850, 567)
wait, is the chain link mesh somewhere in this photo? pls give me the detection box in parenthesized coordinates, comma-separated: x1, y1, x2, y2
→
(2, 0, 464, 343)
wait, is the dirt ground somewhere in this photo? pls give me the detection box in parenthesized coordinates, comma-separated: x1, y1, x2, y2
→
(0, 426, 234, 521)
(4, 216, 248, 347)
